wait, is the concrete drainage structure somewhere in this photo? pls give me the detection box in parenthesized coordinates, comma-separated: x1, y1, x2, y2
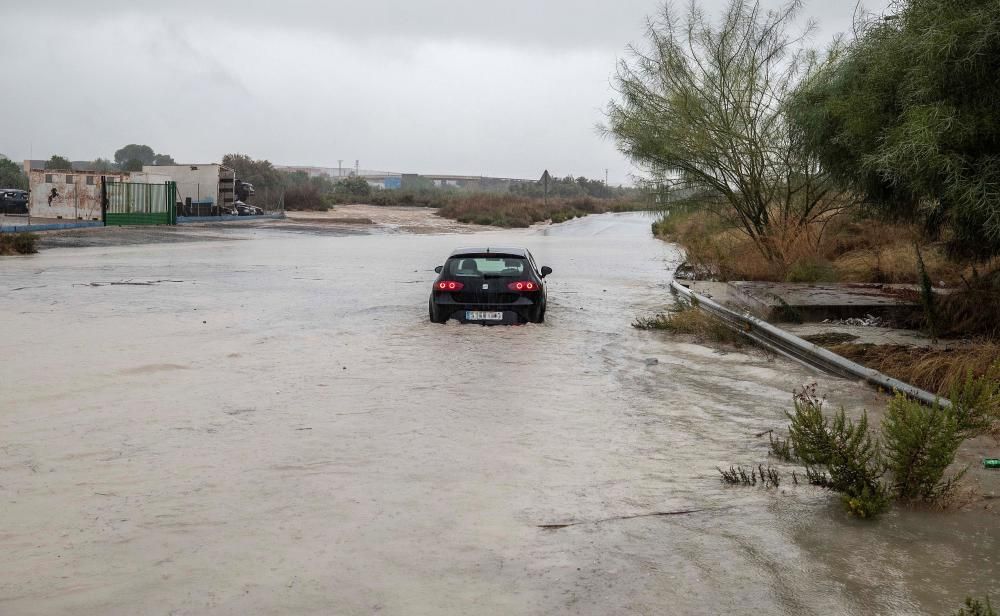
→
(670, 279, 946, 408)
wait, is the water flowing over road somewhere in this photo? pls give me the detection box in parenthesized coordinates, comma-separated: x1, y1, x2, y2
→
(1, 212, 996, 615)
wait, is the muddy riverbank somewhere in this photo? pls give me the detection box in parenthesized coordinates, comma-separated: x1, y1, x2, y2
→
(27, 206, 486, 251)
(1, 212, 997, 615)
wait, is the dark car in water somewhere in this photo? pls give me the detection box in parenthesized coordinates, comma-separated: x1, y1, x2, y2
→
(429, 247, 552, 324)
(0, 189, 28, 215)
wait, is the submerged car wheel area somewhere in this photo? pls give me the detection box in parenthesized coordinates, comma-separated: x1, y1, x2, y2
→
(429, 247, 552, 325)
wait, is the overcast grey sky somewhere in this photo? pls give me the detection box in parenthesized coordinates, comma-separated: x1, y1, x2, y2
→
(1, 1, 890, 184)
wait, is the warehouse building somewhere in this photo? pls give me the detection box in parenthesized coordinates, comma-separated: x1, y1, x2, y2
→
(133, 164, 237, 215)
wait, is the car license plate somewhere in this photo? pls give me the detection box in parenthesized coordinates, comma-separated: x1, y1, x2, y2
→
(466, 311, 503, 321)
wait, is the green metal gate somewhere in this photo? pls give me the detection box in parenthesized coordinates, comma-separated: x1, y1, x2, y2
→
(103, 180, 177, 226)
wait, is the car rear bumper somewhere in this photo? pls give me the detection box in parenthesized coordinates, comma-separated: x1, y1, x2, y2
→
(431, 295, 543, 324)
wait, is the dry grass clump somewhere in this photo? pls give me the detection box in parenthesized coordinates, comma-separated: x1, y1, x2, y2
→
(653, 208, 964, 285)
(437, 194, 641, 228)
(632, 305, 747, 347)
(828, 343, 1000, 395)
(0, 232, 39, 255)
(932, 269, 1000, 339)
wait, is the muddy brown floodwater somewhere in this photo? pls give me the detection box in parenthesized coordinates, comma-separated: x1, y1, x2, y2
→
(1, 212, 997, 615)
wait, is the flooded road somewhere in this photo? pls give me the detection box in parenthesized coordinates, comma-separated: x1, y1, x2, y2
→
(1, 212, 997, 615)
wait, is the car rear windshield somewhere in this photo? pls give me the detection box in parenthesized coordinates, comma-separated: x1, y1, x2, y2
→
(446, 256, 527, 278)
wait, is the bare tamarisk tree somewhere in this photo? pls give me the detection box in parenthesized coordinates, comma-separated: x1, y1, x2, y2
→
(607, 0, 846, 263)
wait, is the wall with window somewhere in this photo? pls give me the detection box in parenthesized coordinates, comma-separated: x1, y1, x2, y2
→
(27, 169, 128, 220)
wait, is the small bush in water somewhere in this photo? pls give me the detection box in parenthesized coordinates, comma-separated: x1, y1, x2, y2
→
(785, 386, 891, 518)
(882, 394, 965, 504)
(949, 364, 1000, 439)
(955, 597, 996, 616)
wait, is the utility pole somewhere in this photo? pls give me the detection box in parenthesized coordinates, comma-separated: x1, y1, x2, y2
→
(355, 160, 359, 177)
(338, 160, 343, 178)
(542, 169, 550, 207)
(605, 168, 609, 186)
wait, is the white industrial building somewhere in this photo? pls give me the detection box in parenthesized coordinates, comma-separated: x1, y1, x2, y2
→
(133, 164, 236, 214)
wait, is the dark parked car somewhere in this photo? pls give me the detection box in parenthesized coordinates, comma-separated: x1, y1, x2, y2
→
(234, 201, 264, 216)
(0, 189, 28, 215)
(429, 247, 552, 324)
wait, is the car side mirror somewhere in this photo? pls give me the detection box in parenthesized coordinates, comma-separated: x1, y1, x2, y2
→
(540, 266, 552, 278)
(434, 266, 443, 274)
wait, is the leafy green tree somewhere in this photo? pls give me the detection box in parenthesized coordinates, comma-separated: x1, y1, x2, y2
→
(222, 153, 284, 192)
(152, 153, 176, 166)
(789, 0, 1000, 260)
(576, 176, 610, 199)
(511, 174, 586, 198)
(0, 158, 28, 189)
(122, 159, 144, 172)
(334, 176, 372, 201)
(90, 158, 117, 172)
(45, 155, 74, 171)
(607, 0, 845, 262)
(114, 144, 155, 167)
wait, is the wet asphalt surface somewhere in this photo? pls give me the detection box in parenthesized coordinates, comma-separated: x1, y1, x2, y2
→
(1, 212, 997, 615)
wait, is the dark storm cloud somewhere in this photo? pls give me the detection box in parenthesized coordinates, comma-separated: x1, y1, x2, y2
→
(7, 0, 888, 50)
(0, 1, 889, 183)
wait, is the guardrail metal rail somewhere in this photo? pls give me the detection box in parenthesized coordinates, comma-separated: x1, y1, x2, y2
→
(670, 279, 947, 408)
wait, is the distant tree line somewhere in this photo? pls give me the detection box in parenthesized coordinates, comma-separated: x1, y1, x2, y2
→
(36, 144, 177, 174)
(511, 174, 632, 199)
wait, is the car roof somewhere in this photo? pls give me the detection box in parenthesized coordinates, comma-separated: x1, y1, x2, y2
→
(449, 246, 530, 258)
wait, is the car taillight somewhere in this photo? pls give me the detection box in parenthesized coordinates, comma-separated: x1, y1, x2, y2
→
(436, 281, 464, 291)
(507, 281, 540, 292)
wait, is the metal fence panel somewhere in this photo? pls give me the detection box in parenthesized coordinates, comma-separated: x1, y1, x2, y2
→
(104, 180, 176, 226)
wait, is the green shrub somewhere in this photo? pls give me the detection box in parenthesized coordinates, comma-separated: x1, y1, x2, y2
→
(949, 364, 1000, 439)
(882, 394, 965, 503)
(786, 386, 891, 518)
(284, 185, 328, 211)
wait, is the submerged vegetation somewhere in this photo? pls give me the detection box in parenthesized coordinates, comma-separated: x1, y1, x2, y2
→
(727, 380, 1000, 519)
(955, 597, 997, 616)
(632, 304, 746, 347)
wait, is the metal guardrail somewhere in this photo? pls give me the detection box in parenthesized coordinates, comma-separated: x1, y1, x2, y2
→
(670, 279, 948, 408)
